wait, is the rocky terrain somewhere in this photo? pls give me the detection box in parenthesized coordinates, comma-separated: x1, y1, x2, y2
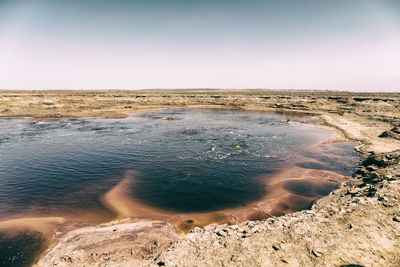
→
(36, 221, 180, 267)
(0, 90, 399, 124)
(1, 90, 399, 266)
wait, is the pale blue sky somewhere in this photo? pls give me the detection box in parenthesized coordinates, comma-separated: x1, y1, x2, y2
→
(0, 0, 399, 91)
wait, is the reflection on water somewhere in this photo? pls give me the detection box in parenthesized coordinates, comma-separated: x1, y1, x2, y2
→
(0, 109, 362, 265)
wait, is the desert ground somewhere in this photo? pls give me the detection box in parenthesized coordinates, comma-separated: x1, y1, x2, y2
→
(1, 89, 400, 266)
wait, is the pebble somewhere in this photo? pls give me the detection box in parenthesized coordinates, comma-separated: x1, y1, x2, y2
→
(311, 250, 323, 257)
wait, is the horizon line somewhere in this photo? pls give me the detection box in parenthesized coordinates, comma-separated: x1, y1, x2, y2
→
(1, 88, 399, 93)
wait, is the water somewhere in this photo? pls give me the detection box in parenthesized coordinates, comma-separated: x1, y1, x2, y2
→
(0, 109, 362, 266)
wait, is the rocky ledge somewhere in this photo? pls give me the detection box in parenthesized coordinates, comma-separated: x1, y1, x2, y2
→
(148, 150, 400, 267)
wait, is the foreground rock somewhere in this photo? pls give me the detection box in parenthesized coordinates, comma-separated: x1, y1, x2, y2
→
(380, 126, 400, 140)
(36, 221, 179, 267)
(147, 150, 400, 267)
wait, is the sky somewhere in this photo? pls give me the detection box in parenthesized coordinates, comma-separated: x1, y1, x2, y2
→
(0, 0, 399, 91)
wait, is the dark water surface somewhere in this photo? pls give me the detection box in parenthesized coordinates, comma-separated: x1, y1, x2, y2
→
(0, 109, 362, 266)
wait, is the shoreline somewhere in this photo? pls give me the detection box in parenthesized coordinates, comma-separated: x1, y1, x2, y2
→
(1, 90, 399, 266)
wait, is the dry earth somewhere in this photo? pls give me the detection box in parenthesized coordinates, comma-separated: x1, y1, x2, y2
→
(1, 90, 400, 266)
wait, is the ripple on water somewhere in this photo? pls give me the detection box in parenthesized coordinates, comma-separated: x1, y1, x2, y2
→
(0, 109, 362, 217)
(0, 109, 363, 266)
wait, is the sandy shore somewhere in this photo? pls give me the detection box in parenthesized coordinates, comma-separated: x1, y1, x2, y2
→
(1, 90, 400, 266)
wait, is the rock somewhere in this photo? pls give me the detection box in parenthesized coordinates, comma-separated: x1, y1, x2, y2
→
(311, 249, 323, 257)
(166, 117, 179, 121)
(347, 188, 360, 195)
(392, 126, 400, 134)
(360, 151, 400, 168)
(245, 221, 256, 228)
(379, 126, 400, 140)
(272, 245, 280, 251)
(229, 225, 239, 230)
(215, 230, 227, 237)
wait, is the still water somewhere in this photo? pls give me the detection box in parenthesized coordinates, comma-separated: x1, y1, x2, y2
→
(0, 109, 361, 266)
